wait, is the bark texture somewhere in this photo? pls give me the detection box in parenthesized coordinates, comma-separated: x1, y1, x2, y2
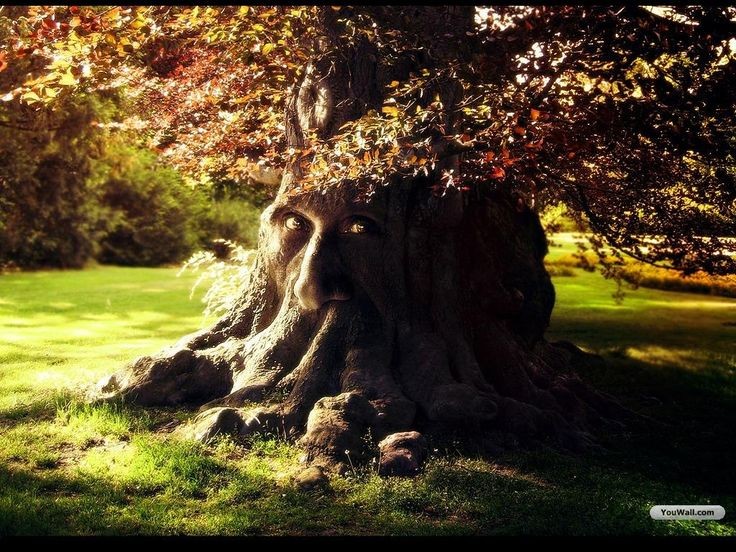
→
(100, 7, 627, 473)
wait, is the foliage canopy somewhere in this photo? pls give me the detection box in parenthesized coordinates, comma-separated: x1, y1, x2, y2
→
(2, 5, 735, 274)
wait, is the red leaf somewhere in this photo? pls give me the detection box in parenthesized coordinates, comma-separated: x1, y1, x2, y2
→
(489, 166, 506, 179)
(525, 138, 544, 151)
(530, 108, 540, 121)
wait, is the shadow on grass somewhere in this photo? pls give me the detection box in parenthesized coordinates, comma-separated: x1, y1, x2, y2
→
(568, 352, 736, 496)
(0, 462, 200, 536)
(549, 316, 736, 355)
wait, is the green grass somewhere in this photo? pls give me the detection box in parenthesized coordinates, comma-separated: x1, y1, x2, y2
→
(547, 231, 736, 298)
(0, 265, 214, 417)
(1, 251, 735, 536)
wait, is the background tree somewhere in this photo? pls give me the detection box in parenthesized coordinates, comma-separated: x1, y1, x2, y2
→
(0, 7, 254, 268)
(3, 6, 735, 473)
(90, 140, 211, 267)
(0, 91, 109, 268)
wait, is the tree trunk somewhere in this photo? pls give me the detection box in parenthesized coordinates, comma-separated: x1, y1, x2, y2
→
(100, 7, 626, 474)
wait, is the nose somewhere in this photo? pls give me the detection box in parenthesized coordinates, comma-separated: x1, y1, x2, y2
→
(294, 234, 353, 311)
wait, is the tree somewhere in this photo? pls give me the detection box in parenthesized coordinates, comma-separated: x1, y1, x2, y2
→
(0, 92, 109, 268)
(91, 141, 211, 267)
(4, 6, 735, 473)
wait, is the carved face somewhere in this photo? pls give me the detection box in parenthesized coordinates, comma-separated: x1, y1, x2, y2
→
(260, 188, 399, 319)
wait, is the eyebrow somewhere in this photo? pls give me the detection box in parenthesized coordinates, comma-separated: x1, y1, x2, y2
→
(269, 203, 306, 223)
(270, 196, 387, 222)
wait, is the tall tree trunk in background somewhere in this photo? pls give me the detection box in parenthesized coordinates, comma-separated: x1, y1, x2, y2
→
(101, 7, 626, 473)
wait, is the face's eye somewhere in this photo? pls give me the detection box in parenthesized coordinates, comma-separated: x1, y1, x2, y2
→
(283, 213, 308, 232)
(341, 216, 379, 235)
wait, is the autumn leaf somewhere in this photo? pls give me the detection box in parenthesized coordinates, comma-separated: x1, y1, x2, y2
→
(530, 108, 540, 121)
(489, 166, 506, 179)
(104, 7, 122, 22)
(59, 68, 78, 86)
(262, 43, 275, 55)
(514, 125, 526, 136)
(0, 52, 7, 73)
(525, 138, 544, 151)
(42, 18, 57, 31)
(382, 105, 399, 117)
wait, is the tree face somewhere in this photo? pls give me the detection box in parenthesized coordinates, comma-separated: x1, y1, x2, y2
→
(103, 176, 626, 472)
(263, 188, 390, 314)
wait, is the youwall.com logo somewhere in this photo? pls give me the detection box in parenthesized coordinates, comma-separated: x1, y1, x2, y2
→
(650, 505, 726, 520)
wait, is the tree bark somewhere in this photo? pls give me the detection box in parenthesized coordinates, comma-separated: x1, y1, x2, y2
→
(100, 7, 627, 474)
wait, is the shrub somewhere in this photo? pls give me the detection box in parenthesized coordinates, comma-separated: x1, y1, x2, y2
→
(620, 264, 736, 298)
(93, 144, 211, 266)
(545, 264, 577, 278)
(0, 96, 107, 269)
(547, 246, 736, 297)
(202, 198, 262, 249)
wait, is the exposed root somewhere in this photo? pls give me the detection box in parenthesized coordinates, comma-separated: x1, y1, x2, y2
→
(99, 174, 636, 475)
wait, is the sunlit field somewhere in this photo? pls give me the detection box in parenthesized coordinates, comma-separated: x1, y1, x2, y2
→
(1, 240, 735, 536)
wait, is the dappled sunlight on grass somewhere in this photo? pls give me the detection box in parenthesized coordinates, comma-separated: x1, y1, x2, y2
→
(47, 301, 76, 310)
(641, 299, 736, 310)
(78, 435, 224, 497)
(1, 263, 735, 535)
(0, 266, 214, 415)
(623, 346, 731, 372)
(548, 260, 736, 363)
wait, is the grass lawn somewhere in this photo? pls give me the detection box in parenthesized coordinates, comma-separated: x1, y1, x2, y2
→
(1, 247, 735, 536)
